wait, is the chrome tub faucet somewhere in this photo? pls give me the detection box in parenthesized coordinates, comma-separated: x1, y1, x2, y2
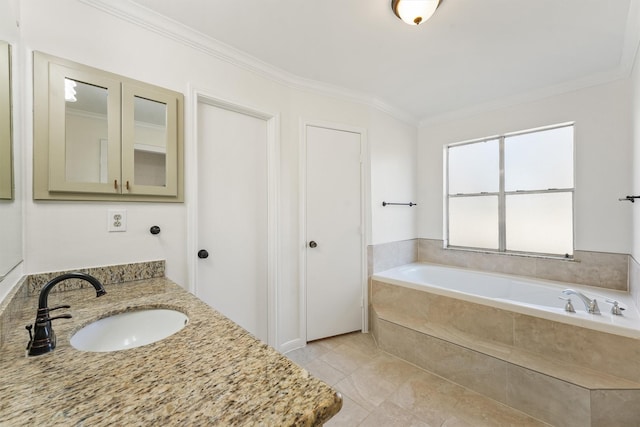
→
(26, 272, 106, 356)
(562, 289, 600, 314)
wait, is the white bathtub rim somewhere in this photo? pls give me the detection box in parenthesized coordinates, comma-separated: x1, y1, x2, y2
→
(372, 262, 640, 340)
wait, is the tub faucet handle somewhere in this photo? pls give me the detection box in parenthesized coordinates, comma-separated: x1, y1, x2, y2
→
(605, 299, 624, 316)
(558, 296, 575, 313)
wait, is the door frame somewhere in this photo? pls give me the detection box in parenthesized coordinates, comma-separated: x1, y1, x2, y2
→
(188, 88, 280, 348)
(299, 119, 368, 345)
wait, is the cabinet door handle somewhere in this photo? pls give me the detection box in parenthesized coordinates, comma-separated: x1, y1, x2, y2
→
(114, 179, 118, 190)
(126, 181, 130, 191)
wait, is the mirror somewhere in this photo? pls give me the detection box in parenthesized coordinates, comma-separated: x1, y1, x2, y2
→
(0, 40, 22, 280)
(0, 41, 11, 199)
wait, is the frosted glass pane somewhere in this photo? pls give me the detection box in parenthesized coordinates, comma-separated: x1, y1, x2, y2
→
(449, 196, 499, 249)
(505, 126, 573, 191)
(448, 139, 499, 194)
(506, 193, 573, 255)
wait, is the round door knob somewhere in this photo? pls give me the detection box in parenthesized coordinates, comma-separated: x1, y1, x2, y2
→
(197, 249, 209, 259)
(309, 241, 318, 248)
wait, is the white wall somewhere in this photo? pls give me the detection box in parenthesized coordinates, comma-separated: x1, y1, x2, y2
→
(418, 80, 633, 254)
(369, 108, 418, 245)
(7, 0, 416, 349)
(632, 36, 640, 260)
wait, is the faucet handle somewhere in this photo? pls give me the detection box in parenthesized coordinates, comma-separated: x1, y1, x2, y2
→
(605, 299, 624, 316)
(37, 304, 71, 315)
(35, 313, 73, 324)
(558, 296, 575, 313)
(45, 314, 73, 322)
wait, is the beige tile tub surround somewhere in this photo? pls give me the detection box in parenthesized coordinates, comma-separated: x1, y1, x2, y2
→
(591, 389, 640, 426)
(417, 238, 629, 291)
(371, 279, 640, 426)
(372, 280, 640, 384)
(368, 239, 418, 275)
(373, 315, 640, 427)
(0, 263, 342, 425)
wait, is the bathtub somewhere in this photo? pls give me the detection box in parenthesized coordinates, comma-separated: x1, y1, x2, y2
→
(372, 262, 640, 339)
(370, 262, 640, 425)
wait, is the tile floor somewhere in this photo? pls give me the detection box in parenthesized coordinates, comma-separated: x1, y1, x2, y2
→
(285, 332, 550, 427)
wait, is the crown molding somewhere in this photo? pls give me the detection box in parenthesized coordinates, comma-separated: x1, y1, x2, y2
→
(78, 0, 419, 125)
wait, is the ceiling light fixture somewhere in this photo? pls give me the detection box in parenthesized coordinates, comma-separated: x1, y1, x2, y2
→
(391, 0, 441, 26)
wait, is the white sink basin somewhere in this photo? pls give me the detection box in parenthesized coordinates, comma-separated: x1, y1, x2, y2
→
(70, 308, 189, 352)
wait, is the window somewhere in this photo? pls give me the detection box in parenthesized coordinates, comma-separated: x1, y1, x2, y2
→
(446, 124, 574, 257)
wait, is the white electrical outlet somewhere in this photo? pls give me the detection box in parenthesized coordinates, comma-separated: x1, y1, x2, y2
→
(107, 209, 127, 232)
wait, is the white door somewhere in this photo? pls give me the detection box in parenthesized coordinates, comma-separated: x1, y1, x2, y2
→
(306, 124, 363, 341)
(197, 101, 269, 343)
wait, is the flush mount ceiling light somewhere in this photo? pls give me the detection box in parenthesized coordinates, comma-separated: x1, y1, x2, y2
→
(391, 0, 441, 26)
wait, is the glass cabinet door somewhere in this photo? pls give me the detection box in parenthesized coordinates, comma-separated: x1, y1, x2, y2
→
(121, 83, 178, 196)
(48, 63, 121, 194)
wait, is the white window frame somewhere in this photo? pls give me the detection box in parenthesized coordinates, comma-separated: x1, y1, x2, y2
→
(445, 123, 575, 258)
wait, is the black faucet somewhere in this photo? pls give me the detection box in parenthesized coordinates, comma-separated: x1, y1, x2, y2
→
(26, 272, 106, 356)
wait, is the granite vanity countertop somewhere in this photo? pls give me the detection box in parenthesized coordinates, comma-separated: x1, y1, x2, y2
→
(0, 278, 342, 425)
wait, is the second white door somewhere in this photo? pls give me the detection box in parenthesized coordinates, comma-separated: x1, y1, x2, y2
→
(305, 124, 363, 342)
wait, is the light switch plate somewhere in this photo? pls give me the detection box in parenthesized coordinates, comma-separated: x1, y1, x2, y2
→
(107, 209, 127, 232)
